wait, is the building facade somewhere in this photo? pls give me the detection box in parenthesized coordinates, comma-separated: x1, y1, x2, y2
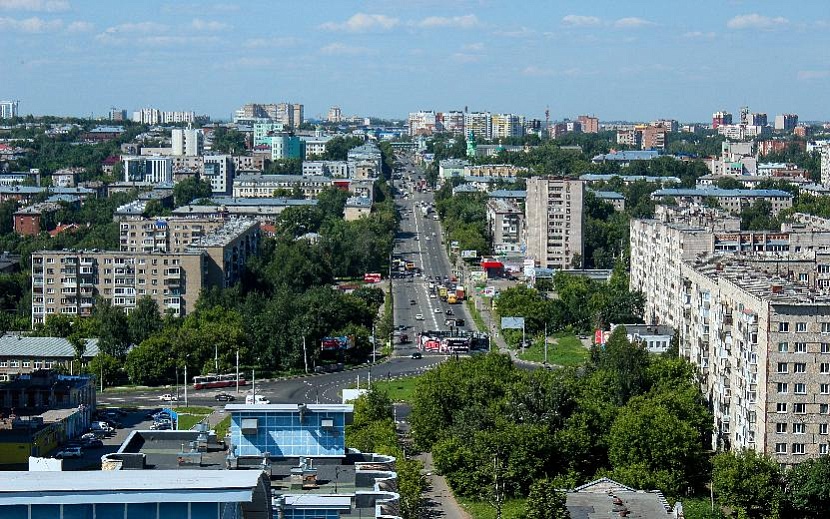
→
(524, 177, 585, 269)
(577, 115, 599, 134)
(486, 198, 524, 255)
(202, 155, 234, 195)
(122, 156, 173, 184)
(171, 128, 204, 156)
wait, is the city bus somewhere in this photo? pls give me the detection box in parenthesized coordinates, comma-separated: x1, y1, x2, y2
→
(193, 373, 248, 390)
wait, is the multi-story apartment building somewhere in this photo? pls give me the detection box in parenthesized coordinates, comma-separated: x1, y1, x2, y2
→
(464, 112, 493, 141)
(253, 122, 285, 146)
(652, 119, 679, 133)
(202, 154, 234, 194)
(302, 160, 354, 178)
(408, 111, 438, 136)
(524, 177, 585, 269)
(713, 111, 733, 129)
(775, 113, 799, 132)
(232, 154, 266, 173)
(32, 219, 259, 325)
(641, 125, 667, 150)
(232, 175, 373, 200)
(491, 113, 524, 139)
(822, 146, 830, 186)
(122, 156, 173, 184)
(265, 134, 306, 160)
(486, 198, 524, 254)
(347, 142, 382, 175)
(616, 129, 642, 148)
(748, 112, 768, 127)
(463, 164, 528, 180)
(171, 128, 204, 156)
(681, 255, 830, 465)
(577, 115, 599, 134)
(717, 124, 771, 140)
(651, 187, 793, 215)
(442, 110, 466, 135)
(0, 100, 19, 119)
(327, 106, 342, 123)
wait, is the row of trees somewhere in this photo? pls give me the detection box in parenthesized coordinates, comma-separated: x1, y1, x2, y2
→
(433, 180, 490, 255)
(411, 330, 712, 502)
(496, 268, 644, 338)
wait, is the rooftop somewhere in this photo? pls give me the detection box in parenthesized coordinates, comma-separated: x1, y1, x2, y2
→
(617, 324, 675, 337)
(488, 189, 526, 199)
(187, 218, 258, 249)
(652, 187, 793, 198)
(580, 173, 680, 183)
(0, 334, 98, 359)
(591, 190, 625, 200)
(592, 150, 661, 162)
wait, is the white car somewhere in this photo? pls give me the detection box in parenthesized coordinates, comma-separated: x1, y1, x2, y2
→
(415, 314, 424, 321)
(55, 446, 82, 459)
(159, 393, 178, 402)
(434, 308, 443, 313)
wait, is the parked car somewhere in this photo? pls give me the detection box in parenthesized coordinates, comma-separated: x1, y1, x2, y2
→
(81, 438, 104, 449)
(55, 446, 82, 459)
(445, 309, 454, 315)
(245, 394, 270, 405)
(215, 393, 235, 402)
(159, 393, 178, 402)
(415, 314, 424, 321)
(411, 352, 423, 359)
(455, 318, 466, 327)
(434, 308, 442, 314)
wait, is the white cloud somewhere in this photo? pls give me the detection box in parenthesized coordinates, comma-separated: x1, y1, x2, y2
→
(101, 21, 168, 34)
(493, 26, 535, 38)
(683, 31, 716, 39)
(243, 36, 300, 48)
(613, 17, 655, 28)
(522, 65, 554, 77)
(726, 13, 789, 29)
(319, 13, 398, 32)
(139, 35, 219, 46)
(797, 70, 830, 80)
(451, 52, 480, 63)
(66, 20, 92, 32)
(191, 18, 229, 31)
(562, 15, 601, 27)
(0, 0, 69, 12)
(0, 15, 61, 32)
(461, 42, 484, 51)
(416, 14, 479, 29)
(320, 42, 372, 56)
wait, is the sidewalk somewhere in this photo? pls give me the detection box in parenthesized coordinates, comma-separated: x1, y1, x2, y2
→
(417, 451, 471, 519)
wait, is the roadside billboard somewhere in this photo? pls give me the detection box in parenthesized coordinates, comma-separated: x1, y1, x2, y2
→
(484, 286, 496, 298)
(321, 336, 355, 351)
(461, 250, 478, 259)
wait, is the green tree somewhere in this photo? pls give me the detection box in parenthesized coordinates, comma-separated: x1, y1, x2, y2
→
(784, 456, 830, 518)
(173, 177, 213, 207)
(322, 136, 365, 160)
(525, 478, 571, 519)
(95, 299, 130, 358)
(128, 296, 163, 346)
(124, 335, 178, 386)
(712, 450, 784, 519)
(85, 353, 125, 389)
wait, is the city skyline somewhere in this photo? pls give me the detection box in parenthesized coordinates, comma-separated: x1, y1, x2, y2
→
(2, 0, 830, 121)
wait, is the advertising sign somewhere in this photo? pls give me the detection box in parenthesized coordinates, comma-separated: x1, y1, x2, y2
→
(461, 250, 478, 259)
(363, 273, 382, 283)
(321, 336, 355, 351)
(501, 317, 525, 330)
(484, 286, 496, 297)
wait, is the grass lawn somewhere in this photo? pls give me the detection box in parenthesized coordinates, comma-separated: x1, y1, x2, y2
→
(371, 376, 421, 402)
(518, 333, 590, 366)
(214, 415, 231, 439)
(458, 497, 527, 519)
(466, 299, 487, 332)
(173, 406, 213, 415)
(177, 414, 208, 431)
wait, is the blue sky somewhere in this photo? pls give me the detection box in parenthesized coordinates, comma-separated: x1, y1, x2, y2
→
(2, 0, 829, 122)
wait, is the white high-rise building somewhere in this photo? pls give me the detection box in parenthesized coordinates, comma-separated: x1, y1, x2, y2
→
(171, 128, 204, 156)
(327, 106, 342, 123)
(491, 114, 523, 139)
(122, 156, 173, 184)
(408, 111, 438, 136)
(202, 155, 234, 195)
(0, 101, 19, 119)
(464, 112, 493, 141)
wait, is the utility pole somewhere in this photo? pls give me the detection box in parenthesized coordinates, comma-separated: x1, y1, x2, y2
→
(372, 324, 376, 364)
(214, 343, 218, 373)
(303, 336, 308, 374)
(184, 363, 188, 407)
(544, 323, 548, 364)
(236, 350, 240, 394)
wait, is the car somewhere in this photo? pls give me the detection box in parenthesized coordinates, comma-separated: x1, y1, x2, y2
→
(428, 283, 435, 290)
(425, 236, 430, 241)
(159, 393, 178, 402)
(80, 432, 98, 441)
(215, 392, 235, 402)
(410, 299, 416, 305)
(455, 318, 466, 327)
(429, 293, 436, 298)
(434, 308, 443, 313)
(82, 438, 104, 449)
(55, 446, 83, 459)
(415, 314, 424, 321)
(411, 352, 423, 359)
(446, 309, 454, 315)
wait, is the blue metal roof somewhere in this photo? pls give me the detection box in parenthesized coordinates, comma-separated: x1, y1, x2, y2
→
(489, 190, 526, 199)
(592, 150, 661, 162)
(591, 190, 625, 200)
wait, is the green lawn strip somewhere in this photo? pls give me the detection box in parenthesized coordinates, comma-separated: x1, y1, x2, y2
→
(370, 376, 420, 403)
(214, 416, 231, 439)
(458, 497, 527, 519)
(173, 406, 213, 415)
(176, 414, 208, 431)
(465, 299, 487, 332)
(517, 333, 590, 366)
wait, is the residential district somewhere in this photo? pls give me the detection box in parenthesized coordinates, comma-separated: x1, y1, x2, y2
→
(2, 98, 830, 519)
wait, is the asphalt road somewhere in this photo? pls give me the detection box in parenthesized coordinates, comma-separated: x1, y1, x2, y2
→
(100, 153, 469, 409)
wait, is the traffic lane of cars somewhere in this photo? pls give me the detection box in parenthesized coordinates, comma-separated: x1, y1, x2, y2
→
(51, 409, 156, 469)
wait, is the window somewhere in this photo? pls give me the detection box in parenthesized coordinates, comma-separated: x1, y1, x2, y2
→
(779, 342, 789, 352)
(795, 383, 807, 394)
(823, 322, 830, 334)
(820, 424, 828, 435)
(776, 443, 787, 454)
(779, 322, 790, 332)
(793, 443, 806, 455)
(776, 422, 787, 433)
(796, 322, 807, 332)
(795, 403, 807, 414)
(822, 404, 830, 415)
(777, 383, 789, 394)
(822, 363, 830, 374)
(821, 444, 828, 455)
(777, 362, 788, 373)
(822, 384, 830, 395)
(22, 361, 30, 368)
(795, 363, 807, 373)
(793, 423, 806, 434)
(777, 403, 788, 413)
(823, 343, 830, 354)
(795, 342, 807, 353)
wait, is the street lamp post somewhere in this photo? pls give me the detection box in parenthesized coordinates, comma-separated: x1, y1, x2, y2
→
(184, 362, 188, 407)
(302, 335, 308, 375)
(236, 350, 240, 394)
